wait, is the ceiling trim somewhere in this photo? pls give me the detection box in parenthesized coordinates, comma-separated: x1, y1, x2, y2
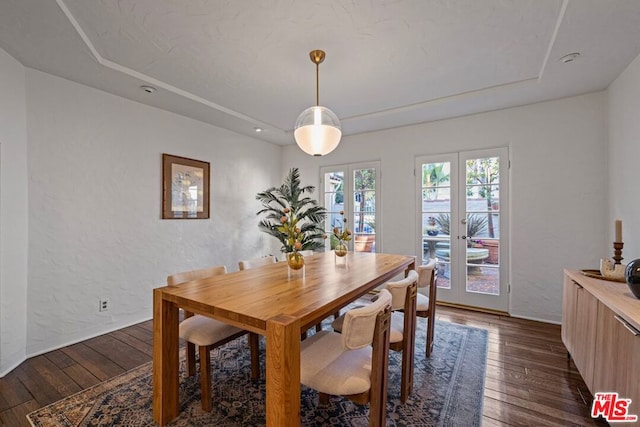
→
(32, 0, 640, 145)
(341, 76, 539, 123)
(538, 0, 569, 81)
(56, 0, 569, 135)
(56, 0, 565, 135)
(56, 0, 274, 131)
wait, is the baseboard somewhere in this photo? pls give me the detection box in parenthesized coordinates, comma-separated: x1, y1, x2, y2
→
(510, 313, 561, 325)
(437, 302, 561, 325)
(0, 356, 27, 378)
(23, 316, 153, 365)
(436, 301, 510, 317)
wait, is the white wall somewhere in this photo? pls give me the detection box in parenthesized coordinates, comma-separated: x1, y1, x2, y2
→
(608, 53, 640, 261)
(284, 92, 607, 323)
(24, 69, 281, 356)
(2, 46, 627, 372)
(0, 48, 29, 375)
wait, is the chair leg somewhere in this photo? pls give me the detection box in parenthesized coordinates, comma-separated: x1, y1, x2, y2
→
(315, 323, 322, 333)
(400, 338, 414, 403)
(369, 387, 385, 427)
(249, 333, 260, 380)
(199, 346, 212, 412)
(399, 343, 408, 403)
(186, 342, 196, 376)
(426, 316, 435, 357)
(319, 392, 330, 405)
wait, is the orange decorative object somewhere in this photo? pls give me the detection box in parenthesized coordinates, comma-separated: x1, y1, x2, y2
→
(287, 253, 305, 270)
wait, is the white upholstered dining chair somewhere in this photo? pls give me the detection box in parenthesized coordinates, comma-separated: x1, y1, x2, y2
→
(167, 265, 259, 412)
(416, 258, 438, 357)
(300, 289, 393, 427)
(332, 269, 419, 403)
(384, 269, 419, 402)
(238, 255, 277, 271)
(237, 255, 277, 373)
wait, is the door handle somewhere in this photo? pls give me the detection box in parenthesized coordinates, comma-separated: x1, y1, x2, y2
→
(460, 235, 467, 240)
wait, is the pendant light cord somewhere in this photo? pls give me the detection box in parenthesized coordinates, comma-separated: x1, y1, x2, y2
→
(316, 62, 320, 106)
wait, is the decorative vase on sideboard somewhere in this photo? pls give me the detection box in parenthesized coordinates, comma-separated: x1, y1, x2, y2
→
(625, 258, 640, 298)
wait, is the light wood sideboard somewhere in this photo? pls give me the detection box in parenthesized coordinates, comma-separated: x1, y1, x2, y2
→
(562, 269, 640, 408)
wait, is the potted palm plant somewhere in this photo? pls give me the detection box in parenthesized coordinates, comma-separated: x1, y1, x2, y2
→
(256, 168, 326, 256)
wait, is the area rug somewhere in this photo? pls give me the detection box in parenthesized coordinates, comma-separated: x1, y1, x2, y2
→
(27, 320, 487, 426)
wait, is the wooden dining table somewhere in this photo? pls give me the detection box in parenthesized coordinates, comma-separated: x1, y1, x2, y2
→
(152, 251, 415, 426)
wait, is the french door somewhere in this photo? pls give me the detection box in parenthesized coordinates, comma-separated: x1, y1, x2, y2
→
(416, 147, 509, 313)
(321, 162, 381, 253)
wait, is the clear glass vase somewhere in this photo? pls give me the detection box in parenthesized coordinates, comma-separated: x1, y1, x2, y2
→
(335, 242, 348, 257)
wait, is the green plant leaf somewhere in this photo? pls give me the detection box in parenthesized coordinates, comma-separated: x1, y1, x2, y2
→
(256, 168, 327, 252)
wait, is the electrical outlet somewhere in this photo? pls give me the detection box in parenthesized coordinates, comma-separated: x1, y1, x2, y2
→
(99, 298, 110, 312)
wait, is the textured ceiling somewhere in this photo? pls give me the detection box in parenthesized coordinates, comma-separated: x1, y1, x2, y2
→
(1, 0, 640, 145)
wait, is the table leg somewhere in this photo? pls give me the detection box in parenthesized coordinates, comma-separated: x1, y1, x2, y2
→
(266, 315, 301, 426)
(152, 289, 180, 426)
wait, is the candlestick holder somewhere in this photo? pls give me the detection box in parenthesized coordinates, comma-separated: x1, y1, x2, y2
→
(613, 241, 624, 265)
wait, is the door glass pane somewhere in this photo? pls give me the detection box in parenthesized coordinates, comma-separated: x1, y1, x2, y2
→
(353, 168, 376, 252)
(354, 169, 375, 190)
(324, 171, 344, 251)
(422, 163, 451, 188)
(465, 157, 500, 295)
(421, 162, 451, 290)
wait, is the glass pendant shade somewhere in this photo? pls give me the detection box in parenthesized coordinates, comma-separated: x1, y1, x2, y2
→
(294, 106, 342, 156)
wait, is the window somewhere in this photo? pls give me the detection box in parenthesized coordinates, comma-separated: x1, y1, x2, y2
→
(321, 162, 380, 252)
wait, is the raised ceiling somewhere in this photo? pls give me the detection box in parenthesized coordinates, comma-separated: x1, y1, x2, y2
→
(1, 0, 640, 145)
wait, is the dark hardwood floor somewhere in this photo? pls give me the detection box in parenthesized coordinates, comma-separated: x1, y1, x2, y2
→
(0, 306, 605, 426)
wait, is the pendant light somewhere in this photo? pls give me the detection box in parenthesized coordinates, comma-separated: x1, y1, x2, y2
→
(294, 50, 342, 156)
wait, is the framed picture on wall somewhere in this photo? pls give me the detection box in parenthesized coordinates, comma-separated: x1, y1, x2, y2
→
(162, 153, 210, 219)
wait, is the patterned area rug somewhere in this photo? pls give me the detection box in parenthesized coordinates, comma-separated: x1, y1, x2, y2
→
(27, 320, 487, 426)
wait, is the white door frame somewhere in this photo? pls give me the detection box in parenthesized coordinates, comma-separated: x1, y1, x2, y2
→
(321, 161, 381, 252)
(416, 147, 509, 313)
